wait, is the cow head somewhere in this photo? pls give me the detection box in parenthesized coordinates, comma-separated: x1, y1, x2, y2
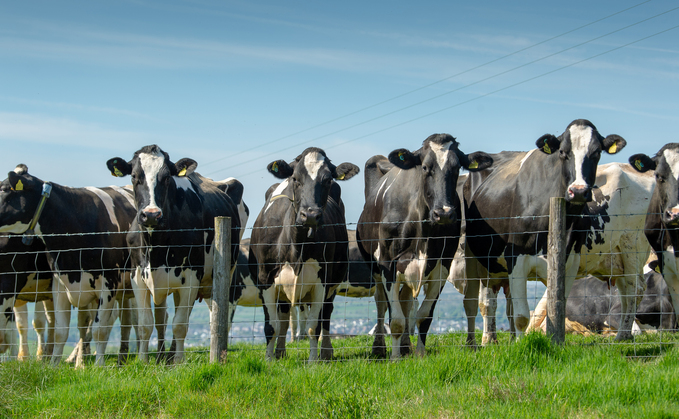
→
(107, 145, 197, 229)
(630, 143, 679, 226)
(536, 119, 625, 204)
(267, 147, 359, 234)
(388, 134, 493, 225)
(0, 165, 45, 234)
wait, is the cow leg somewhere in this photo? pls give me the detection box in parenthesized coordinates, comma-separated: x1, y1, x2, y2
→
(414, 271, 446, 357)
(508, 256, 532, 338)
(504, 284, 515, 339)
(66, 305, 93, 366)
(663, 253, 679, 327)
(290, 305, 299, 342)
(154, 301, 168, 363)
(41, 300, 55, 359)
(371, 282, 388, 358)
(132, 267, 154, 363)
(320, 292, 336, 361)
(261, 286, 280, 361)
(92, 290, 118, 367)
(169, 281, 198, 365)
(480, 283, 498, 345)
(51, 279, 71, 366)
(305, 285, 325, 362)
(463, 278, 480, 348)
(14, 302, 29, 360)
(527, 289, 549, 333)
(32, 302, 49, 360)
(276, 301, 290, 359)
(118, 298, 136, 365)
(382, 273, 407, 361)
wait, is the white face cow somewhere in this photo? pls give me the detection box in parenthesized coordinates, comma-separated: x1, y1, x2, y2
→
(537, 119, 626, 204)
(631, 144, 679, 226)
(107, 145, 197, 229)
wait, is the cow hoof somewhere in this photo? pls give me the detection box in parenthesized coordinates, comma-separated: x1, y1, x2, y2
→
(320, 347, 333, 360)
(275, 349, 286, 359)
(615, 332, 634, 342)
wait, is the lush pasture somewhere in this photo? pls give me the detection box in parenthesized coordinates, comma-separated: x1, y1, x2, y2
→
(2, 332, 678, 418)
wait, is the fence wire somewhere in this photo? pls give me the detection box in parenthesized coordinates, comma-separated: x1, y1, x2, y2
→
(0, 211, 677, 364)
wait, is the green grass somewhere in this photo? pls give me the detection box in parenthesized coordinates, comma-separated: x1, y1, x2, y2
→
(2, 332, 679, 418)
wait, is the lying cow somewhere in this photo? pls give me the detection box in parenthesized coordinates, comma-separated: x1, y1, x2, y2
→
(0, 164, 136, 366)
(107, 145, 247, 364)
(357, 133, 492, 359)
(532, 261, 676, 334)
(249, 147, 359, 361)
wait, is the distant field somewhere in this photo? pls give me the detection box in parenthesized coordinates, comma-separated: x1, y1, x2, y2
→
(2, 332, 679, 418)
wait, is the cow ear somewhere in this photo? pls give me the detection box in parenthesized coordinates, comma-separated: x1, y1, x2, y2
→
(602, 134, 626, 155)
(175, 158, 197, 177)
(268, 160, 293, 179)
(388, 148, 420, 169)
(106, 157, 132, 178)
(536, 134, 560, 155)
(7, 172, 29, 191)
(462, 152, 493, 172)
(334, 163, 360, 181)
(629, 153, 656, 173)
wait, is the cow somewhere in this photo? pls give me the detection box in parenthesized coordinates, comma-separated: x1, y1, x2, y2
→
(0, 164, 136, 366)
(106, 145, 247, 363)
(356, 133, 493, 360)
(461, 119, 627, 345)
(629, 143, 679, 328)
(249, 147, 359, 361)
(454, 162, 655, 344)
(533, 261, 676, 334)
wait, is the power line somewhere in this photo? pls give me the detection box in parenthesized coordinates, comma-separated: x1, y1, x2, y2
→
(207, 4, 678, 179)
(200, 0, 653, 170)
(230, 22, 679, 180)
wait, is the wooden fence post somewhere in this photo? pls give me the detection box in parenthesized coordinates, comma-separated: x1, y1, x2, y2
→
(210, 216, 231, 363)
(546, 197, 566, 344)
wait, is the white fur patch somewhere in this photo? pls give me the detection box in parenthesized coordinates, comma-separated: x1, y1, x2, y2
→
(0, 221, 30, 234)
(174, 176, 194, 192)
(110, 185, 135, 207)
(663, 149, 679, 182)
(274, 259, 321, 305)
(85, 187, 120, 231)
(568, 124, 595, 189)
(430, 141, 453, 171)
(519, 149, 536, 170)
(265, 179, 290, 213)
(304, 152, 326, 181)
(139, 150, 166, 213)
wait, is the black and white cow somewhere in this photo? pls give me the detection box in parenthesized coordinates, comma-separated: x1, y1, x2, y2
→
(0, 165, 136, 366)
(532, 261, 676, 334)
(249, 147, 359, 361)
(629, 143, 679, 327)
(462, 119, 627, 343)
(453, 162, 655, 344)
(0, 234, 53, 360)
(107, 145, 247, 363)
(356, 134, 492, 360)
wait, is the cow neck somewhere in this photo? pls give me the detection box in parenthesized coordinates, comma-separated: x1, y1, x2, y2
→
(21, 182, 52, 245)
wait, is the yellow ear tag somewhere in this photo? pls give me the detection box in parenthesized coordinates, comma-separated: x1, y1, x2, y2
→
(178, 168, 187, 177)
(543, 142, 552, 154)
(15, 180, 24, 191)
(655, 265, 661, 273)
(113, 167, 124, 177)
(272, 162, 279, 173)
(608, 143, 617, 154)
(337, 173, 345, 180)
(399, 152, 406, 161)
(468, 161, 479, 169)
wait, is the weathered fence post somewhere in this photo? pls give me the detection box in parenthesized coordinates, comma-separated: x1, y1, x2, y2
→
(546, 197, 566, 344)
(210, 216, 231, 363)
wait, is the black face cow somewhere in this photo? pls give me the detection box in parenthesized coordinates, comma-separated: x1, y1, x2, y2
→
(0, 165, 136, 366)
(356, 133, 493, 360)
(630, 143, 679, 326)
(249, 147, 359, 361)
(463, 119, 626, 341)
(107, 145, 247, 363)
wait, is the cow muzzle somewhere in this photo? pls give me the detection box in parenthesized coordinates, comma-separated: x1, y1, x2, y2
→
(140, 207, 163, 227)
(566, 184, 592, 204)
(431, 207, 455, 225)
(298, 207, 322, 228)
(665, 208, 679, 227)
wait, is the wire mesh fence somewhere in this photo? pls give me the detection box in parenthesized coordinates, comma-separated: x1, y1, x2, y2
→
(0, 210, 677, 364)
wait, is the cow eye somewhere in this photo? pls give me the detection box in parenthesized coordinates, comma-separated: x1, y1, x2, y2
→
(559, 150, 568, 159)
(656, 174, 666, 183)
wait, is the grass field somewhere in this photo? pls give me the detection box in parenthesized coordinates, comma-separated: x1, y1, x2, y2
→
(2, 331, 678, 418)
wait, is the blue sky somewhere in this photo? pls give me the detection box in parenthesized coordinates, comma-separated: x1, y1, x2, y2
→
(1, 0, 678, 230)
